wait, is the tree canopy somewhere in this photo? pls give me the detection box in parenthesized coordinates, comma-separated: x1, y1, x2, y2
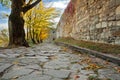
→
(25, 1, 58, 43)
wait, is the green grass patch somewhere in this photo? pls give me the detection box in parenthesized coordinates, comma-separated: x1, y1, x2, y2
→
(55, 37, 120, 55)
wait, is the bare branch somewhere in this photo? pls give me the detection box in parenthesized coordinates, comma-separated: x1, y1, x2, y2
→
(23, 0, 41, 13)
(26, 0, 33, 5)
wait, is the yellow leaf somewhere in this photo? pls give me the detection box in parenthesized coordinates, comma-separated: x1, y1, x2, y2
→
(12, 60, 19, 65)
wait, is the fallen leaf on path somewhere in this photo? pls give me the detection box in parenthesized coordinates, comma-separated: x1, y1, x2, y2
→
(114, 66, 120, 73)
(74, 75, 80, 80)
(12, 60, 19, 65)
(83, 63, 104, 70)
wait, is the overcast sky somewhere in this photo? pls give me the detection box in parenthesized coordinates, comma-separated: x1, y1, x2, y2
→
(0, 0, 70, 29)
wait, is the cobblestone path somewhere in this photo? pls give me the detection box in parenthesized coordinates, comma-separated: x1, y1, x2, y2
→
(0, 43, 120, 80)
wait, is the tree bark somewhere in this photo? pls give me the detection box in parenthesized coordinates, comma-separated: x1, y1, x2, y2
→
(8, 0, 41, 47)
(26, 25, 29, 40)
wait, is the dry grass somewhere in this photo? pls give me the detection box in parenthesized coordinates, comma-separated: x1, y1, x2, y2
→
(55, 37, 120, 55)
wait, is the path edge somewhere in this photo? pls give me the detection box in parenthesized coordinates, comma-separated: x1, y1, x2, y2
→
(55, 42, 120, 66)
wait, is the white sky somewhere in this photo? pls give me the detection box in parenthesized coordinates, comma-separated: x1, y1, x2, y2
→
(51, 0, 70, 28)
(52, 1, 70, 9)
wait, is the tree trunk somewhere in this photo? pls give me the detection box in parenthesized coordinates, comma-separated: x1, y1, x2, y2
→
(32, 29, 36, 43)
(8, 0, 29, 47)
(26, 25, 29, 40)
(29, 26, 33, 40)
(8, 14, 29, 47)
(8, 0, 41, 47)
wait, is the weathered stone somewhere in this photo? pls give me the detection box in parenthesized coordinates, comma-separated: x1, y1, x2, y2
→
(109, 0, 116, 8)
(78, 75, 88, 80)
(97, 68, 120, 80)
(116, 14, 120, 20)
(108, 16, 116, 21)
(52, 78, 63, 80)
(106, 73, 120, 80)
(98, 69, 120, 80)
(0, 63, 12, 74)
(56, 0, 120, 45)
(102, 22, 107, 28)
(116, 21, 120, 26)
(116, 0, 120, 6)
(17, 74, 52, 80)
(24, 53, 36, 57)
(37, 56, 49, 62)
(44, 69, 71, 79)
(2, 68, 33, 79)
(70, 64, 84, 72)
(43, 60, 70, 69)
(19, 58, 39, 64)
(6, 53, 20, 58)
(0, 43, 120, 80)
(98, 69, 117, 75)
(0, 54, 7, 58)
(25, 64, 41, 70)
(96, 23, 101, 28)
(80, 70, 94, 75)
(74, 74, 88, 80)
(39, 52, 56, 56)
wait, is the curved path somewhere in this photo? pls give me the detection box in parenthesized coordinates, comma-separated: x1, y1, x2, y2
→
(0, 43, 120, 80)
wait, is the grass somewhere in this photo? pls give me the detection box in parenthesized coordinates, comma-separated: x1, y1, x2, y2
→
(88, 76, 111, 80)
(88, 76, 101, 80)
(55, 37, 120, 55)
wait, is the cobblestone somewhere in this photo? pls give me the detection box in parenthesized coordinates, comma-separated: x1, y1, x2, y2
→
(0, 43, 119, 80)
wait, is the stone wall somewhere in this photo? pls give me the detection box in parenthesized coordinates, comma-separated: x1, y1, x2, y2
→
(56, 0, 120, 45)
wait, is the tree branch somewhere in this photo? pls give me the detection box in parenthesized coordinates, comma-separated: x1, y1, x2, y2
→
(23, 0, 41, 13)
(26, 0, 33, 5)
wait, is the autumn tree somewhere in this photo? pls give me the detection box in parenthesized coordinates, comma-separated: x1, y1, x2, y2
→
(0, 29, 9, 47)
(25, 1, 58, 44)
(0, 0, 41, 47)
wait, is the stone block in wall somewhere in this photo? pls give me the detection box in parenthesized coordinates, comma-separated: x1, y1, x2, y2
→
(109, 12, 115, 16)
(112, 30, 120, 37)
(116, 21, 120, 26)
(96, 23, 101, 28)
(99, 13, 108, 21)
(102, 22, 107, 28)
(116, 0, 120, 6)
(93, 15, 99, 24)
(109, 0, 116, 8)
(110, 26, 120, 36)
(116, 14, 120, 20)
(98, 8, 103, 14)
(108, 22, 112, 27)
(108, 12, 116, 21)
(88, 0, 94, 5)
(115, 39, 120, 45)
(79, 0, 87, 7)
(108, 21, 116, 27)
(108, 15, 116, 21)
(116, 6, 120, 14)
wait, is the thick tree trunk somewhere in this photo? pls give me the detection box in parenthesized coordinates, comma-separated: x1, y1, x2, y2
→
(8, 13, 29, 47)
(8, 0, 41, 47)
(8, 0, 29, 47)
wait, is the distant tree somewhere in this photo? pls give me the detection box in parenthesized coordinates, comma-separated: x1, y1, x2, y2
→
(0, 0, 41, 47)
(25, 1, 58, 43)
(0, 29, 9, 47)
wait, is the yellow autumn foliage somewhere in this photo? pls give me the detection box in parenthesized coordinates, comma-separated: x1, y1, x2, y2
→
(0, 29, 9, 47)
(24, 1, 58, 43)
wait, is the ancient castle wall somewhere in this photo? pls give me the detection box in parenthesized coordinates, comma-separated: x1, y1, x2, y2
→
(57, 0, 120, 44)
